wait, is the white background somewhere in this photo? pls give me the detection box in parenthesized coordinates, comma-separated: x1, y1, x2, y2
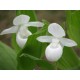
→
(0, 0, 80, 10)
(0, 0, 80, 80)
(0, 70, 80, 80)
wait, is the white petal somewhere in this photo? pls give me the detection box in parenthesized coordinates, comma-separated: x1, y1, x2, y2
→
(45, 43, 63, 62)
(0, 26, 19, 35)
(48, 23, 65, 38)
(13, 15, 30, 25)
(60, 38, 77, 47)
(16, 33, 28, 48)
(19, 26, 32, 38)
(27, 21, 44, 27)
(37, 36, 53, 43)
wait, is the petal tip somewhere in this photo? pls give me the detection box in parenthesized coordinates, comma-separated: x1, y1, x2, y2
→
(60, 38, 78, 47)
(36, 22, 44, 27)
(0, 31, 5, 35)
(73, 42, 77, 46)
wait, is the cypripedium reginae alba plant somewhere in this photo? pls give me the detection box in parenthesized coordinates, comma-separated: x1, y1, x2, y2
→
(0, 15, 44, 48)
(37, 23, 77, 62)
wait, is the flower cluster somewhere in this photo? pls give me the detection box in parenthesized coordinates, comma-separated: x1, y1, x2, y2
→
(0, 15, 77, 62)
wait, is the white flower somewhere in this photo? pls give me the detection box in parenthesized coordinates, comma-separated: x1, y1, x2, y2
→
(37, 23, 77, 62)
(0, 15, 44, 48)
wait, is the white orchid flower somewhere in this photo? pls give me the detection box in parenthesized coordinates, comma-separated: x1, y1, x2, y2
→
(37, 23, 77, 62)
(0, 15, 44, 48)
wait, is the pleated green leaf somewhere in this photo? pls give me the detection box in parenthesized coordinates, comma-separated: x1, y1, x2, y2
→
(36, 60, 54, 70)
(19, 53, 54, 70)
(66, 11, 80, 47)
(57, 47, 80, 70)
(0, 41, 17, 70)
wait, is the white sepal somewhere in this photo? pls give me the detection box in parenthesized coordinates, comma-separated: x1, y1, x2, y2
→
(13, 15, 30, 25)
(60, 38, 77, 47)
(48, 23, 65, 38)
(27, 22, 44, 27)
(37, 36, 53, 43)
(45, 43, 63, 62)
(0, 26, 18, 35)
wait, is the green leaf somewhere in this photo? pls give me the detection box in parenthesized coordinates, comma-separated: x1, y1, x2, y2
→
(0, 41, 17, 70)
(57, 47, 80, 70)
(36, 60, 54, 70)
(11, 34, 21, 53)
(66, 11, 80, 47)
(11, 10, 37, 52)
(19, 53, 54, 70)
(18, 54, 36, 70)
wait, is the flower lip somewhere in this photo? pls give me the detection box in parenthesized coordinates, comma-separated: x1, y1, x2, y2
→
(45, 43, 63, 62)
(16, 32, 28, 48)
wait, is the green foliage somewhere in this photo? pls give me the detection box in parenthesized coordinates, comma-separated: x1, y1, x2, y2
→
(66, 11, 80, 47)
(18, 54, 54, 70)
(57, 47, 80, 70)
(0, 41, 17, 70)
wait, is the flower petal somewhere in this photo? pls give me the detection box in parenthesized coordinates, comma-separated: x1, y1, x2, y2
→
(0, 26, 19, 35)
(37, 36, 53, 43)
(60, 38, 77, 47)
(48, 23, 65, 38)
(27, 21, 44, 27)
(18, 25, 32, 38)
(13, 15, 30, 25)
